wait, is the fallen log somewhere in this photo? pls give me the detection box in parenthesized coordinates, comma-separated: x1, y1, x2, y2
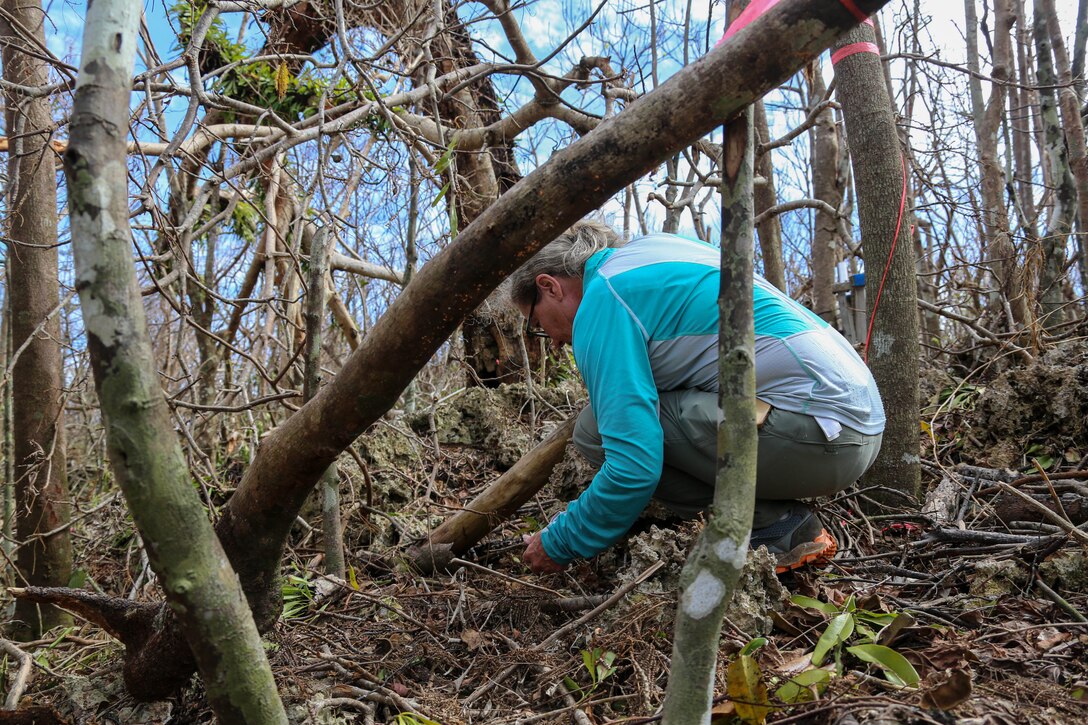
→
(407, 415, 578, 573)
(990, 490, 1088, 526)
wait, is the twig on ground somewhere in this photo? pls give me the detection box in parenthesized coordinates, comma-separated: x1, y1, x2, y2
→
(511, 694, 635, 724)
(0, 638, 33, 709)
(1034, 576, 1088, 623)
(462, 560, 665, 707)
(450, 557, 563, 596)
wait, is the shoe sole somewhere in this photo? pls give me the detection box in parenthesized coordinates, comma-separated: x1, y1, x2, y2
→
(775, 529, 837, 574)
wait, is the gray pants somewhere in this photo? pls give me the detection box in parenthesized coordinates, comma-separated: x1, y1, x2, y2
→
(572, 390, 882, 528)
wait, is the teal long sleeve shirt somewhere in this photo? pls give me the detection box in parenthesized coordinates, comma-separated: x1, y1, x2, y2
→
(539, 234, 884, 565)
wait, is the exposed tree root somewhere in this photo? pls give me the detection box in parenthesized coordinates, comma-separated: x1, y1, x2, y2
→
(8, 588, 192, 700)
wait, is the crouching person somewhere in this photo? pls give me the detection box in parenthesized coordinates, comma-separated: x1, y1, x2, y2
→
(511, 220, 884, 574)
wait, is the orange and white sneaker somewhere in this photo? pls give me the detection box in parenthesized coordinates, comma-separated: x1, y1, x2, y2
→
(750, 507, 838, 574)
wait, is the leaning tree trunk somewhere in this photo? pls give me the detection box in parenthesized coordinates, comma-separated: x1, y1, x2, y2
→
(833, 22, 921, 504)
(661, 6, 758, 716)
(62, 0, 286, 719)
(1, 0, 73, 639)
(18, 0, 890, 700)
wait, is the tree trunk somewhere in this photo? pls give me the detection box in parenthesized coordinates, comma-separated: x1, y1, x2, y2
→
(1033, 0, 1075, 330)
(1038, 0, 1088, 308)
(662, 7, 758, 715)
(754, 100, 787, 291)
(808, 63, 845, 324)
(969, 0, 1031, 330)
(833, 22, 921, 504)
(63, 0, 286, 719)
(1071, 0, 1088, 101)
(303, 228, 345, 578)
(1, 0, 73, 639)
(24, 0, 891, 699)
(1, 288, 12, 580)
(1012, 0, 1038, 235)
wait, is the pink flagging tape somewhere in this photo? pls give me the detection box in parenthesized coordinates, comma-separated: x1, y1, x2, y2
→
(715, 0, 872, 47)
(831, 41, 880, 65)
(717, 0, 782, 45)
(838, 0, 871, 23)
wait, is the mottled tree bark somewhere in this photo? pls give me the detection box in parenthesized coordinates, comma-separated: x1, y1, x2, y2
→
(1, 0, 73, 639)
(968, 0, 1031, 329)
(808, 64, 845, 324)
(1038, 0, 1088, 308)
(1, 292, 11, 575)
(754, 100, 787, 291)
(1033, 0, 1075, 329)
(63, 0, 286, 719)
(833, 23, 921, 503)
(662, 31, 757, 725)
(303, 228, 344, 578)
(1012, 0, 1038, 235)
(1071, 0, 1088, 100)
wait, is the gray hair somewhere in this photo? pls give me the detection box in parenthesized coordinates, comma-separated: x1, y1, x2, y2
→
(507, 219, 624, 306)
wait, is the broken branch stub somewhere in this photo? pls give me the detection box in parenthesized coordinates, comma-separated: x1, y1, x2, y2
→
(407, 415, 578, 573)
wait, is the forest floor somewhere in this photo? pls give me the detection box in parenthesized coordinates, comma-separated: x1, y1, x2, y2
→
(6, 343, 1088, 725)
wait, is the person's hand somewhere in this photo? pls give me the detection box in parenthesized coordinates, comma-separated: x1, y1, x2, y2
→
(522, 532, 566, 574)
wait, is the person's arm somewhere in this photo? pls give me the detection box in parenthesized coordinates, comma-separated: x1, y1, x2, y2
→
(539, 282, 663, 564)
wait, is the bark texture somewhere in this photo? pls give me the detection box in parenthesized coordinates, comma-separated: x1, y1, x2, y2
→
(1038, 0, 1088, 306)
(968, 0, 1031, 329)
(303, 228, 345, 578)
(808, 64, 845, 323)
(833, 23, 921, 503)
(661, 71, 758, 725)
(2, 0, 73, 639)
(1033, 0, 1074, 329)
(753, 100, 787, 291)
(63, 0, 286, 719)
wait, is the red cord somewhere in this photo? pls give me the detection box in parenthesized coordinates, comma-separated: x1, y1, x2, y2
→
(862, 152, 908, 363)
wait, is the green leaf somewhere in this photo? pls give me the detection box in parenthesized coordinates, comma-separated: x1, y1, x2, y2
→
(854, 622, 878, 644)
(875, 612, 916, 647)
(741, 637, 768, 656)
(68, 569, 88, 588)
(790, 594, 838, 616)
(563, 675, 581, 696)
(433, 138, 458, 174)
(846, 644, 920, 687)
(726, 655, 771, 725)
(393, 714, 444, 725)
(811, 612, 855, 666)
(431, 181, 450, 208)
(855, 610, 899, 628)
(774, 667, 831, 703)
(598, 650, 617, 681)
(582, 649, 596, 680)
